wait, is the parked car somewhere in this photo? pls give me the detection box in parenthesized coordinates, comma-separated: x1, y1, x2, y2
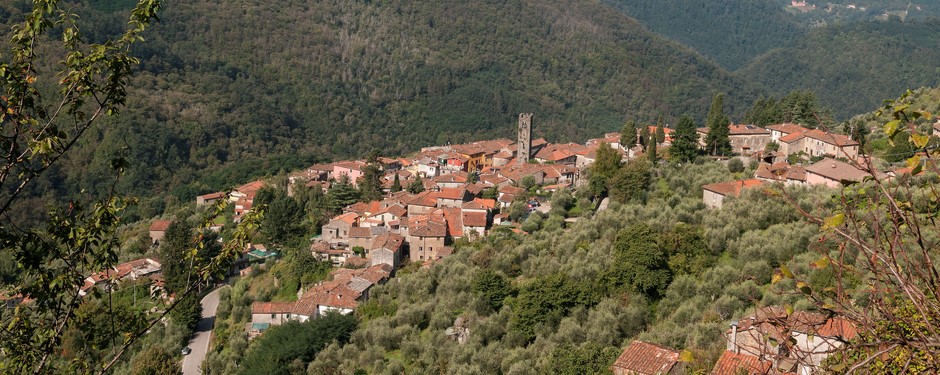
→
(181, 347, 192, 355)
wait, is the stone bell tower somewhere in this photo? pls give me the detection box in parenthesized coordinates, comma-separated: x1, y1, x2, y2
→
(517, 113, 532, 165)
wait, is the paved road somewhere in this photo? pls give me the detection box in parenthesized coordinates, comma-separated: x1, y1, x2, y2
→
(182, 287, 223, 375)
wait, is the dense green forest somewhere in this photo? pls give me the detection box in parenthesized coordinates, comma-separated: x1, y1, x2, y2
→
(603, 0, 805, 70)
(738, 18, 940, 119)
(0, 0, 759, 212)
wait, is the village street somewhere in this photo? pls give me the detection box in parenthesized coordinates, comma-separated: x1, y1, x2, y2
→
(182, 287, 222, 375)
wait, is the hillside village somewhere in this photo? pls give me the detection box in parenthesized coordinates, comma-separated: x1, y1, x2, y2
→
(161, 112, 923, 373)
(53, 112, 931, 374)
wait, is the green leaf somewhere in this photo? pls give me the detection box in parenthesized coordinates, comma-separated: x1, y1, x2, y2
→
(780, 264, 793, 279)
(785, 304, 794, 315)
(822, 213, 844, 230)
(884, 120, 900, 138)
(679, 350, 695, 363)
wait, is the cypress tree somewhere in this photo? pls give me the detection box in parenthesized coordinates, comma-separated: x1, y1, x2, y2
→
(390, 174, 402, 192)
(669, 115, 699, 163)
(705, 93, 732, 156)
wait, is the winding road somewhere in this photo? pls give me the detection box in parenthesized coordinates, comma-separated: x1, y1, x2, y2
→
(182, 287, 222, 375)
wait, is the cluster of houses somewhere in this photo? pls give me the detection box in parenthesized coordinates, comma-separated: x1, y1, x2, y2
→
(78, 257, 164, 299)
(206, 115, 895, 339)
(611, 307, 858, 374)
(696, 122, 903, 209)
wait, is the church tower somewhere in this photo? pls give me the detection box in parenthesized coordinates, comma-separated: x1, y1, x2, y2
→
(517, 113, 532, 165)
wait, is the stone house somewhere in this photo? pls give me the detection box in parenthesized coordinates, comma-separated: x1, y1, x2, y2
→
(701, 179, 764, 209)
(195, 192, 226, 206)
(369, 234, 404, 269)
(333, 161, 367, 186)
(149, 220, 172, 244)
(407, 222, 447, 262)
(321, 212, 359, 243)
(721, 306, 858, 374)
(437, 187, 470, 208)
(779, 129, 859, 159)
(697, 125, 771, 156)
(804, 158, 883, 187)
(754, 162, 807, 186)
(610, 340, 683, 375)
(766, 123, 808, 143)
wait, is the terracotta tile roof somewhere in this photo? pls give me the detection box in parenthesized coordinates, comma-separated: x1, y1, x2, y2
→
(493, 150, 514, 159)
(306, 281, 362, 310)
(308, 162, 336, 172)
(464, 183, 488, 196)
(332, 212, 359, 225)
(433, 172, 468, 184)
(499, 185, 526, 195)
(803, 129, 858, 147)
(710, 351, 771, 375)
(371, 233, 405, 252)
(441, 208, 463, 237)
(358, 264, 392, 284)
(805, 158, 882, 183)
(729, 124, 771, 135)
(766, 123, 808, 135)
(381, 205, 407, 218)
(755, 162, 806, 182)
(149, 220, 172, 232)
(251, 301, 296, 314)
(236, 180, 266, 195)
(407, 191, 440, 207)
(438, 187, 468, 201)
(610, 340, 680, 375)
(348, 227, 372, 238)
(411, 222, 447, 237)
(702, 179, 765, 197)
(463, 198, 496, 210)
(778, 131, 805, 143)
(462, 211, 488, 227)
(198, 192, 226, 200)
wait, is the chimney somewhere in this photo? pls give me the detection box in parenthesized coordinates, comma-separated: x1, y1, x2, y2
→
(730, 321, 739, 353)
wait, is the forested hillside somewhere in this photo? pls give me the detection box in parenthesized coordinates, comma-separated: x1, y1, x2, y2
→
(0, 0, 758, 211)
(738, 19, 940, 119)
(604, 0, 804, 70)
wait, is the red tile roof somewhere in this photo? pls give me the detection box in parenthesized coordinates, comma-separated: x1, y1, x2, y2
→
(371, 233, 405, 252)
(805, 158, 882, 183)
(728, 124, 771, 135)
(236, 180, 267, 195)
(438, 187, 468, 201)
(198, 192, 226, 200)
(803, 129, 858, 147)
(710, 351, 772, 375)
(766, 123, 808, 135)
(611, 341, 680, 375)
(755, 162, 806, 182)
(251, 301, 296, 314)
(149, 220, 172, 232)
(462, 211, 488, 227)
(411, 220, 447, 237)
(702, 179, 765, 197)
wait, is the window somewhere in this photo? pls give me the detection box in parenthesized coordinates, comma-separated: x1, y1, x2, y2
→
(271, 314, 275, 319)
